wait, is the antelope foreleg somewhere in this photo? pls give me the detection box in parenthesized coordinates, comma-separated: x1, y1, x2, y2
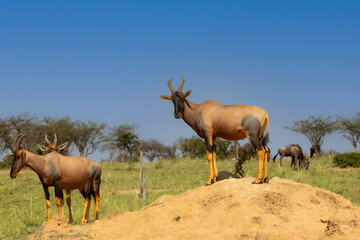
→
(54, 183, 64, 215)
(212, 138, 218, 182)
(55, 197, 64, 214)
(206, 150, 214, 185)
(66, 190, 73, 223)
(46, 200, 50, 222)
(42, 185, 50, 222)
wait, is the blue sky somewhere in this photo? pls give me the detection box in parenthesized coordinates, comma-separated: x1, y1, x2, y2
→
(0, 1, 359, 161)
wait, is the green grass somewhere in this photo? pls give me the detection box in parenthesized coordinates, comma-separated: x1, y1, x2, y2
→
(0, 155, 359, 239)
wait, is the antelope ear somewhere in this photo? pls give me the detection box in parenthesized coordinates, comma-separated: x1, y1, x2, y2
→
(159, 95, 172, 101)
(38, 144, 46, 152)
(184, 90, 191, 98)
(58, 142, 68, 151)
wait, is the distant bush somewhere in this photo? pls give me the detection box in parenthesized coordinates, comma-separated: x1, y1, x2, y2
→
(333, 152, 360, 168)
(0, 154, 13, 169)
(154, 160, 164, 169)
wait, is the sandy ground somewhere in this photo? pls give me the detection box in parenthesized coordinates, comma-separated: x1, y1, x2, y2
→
(34, 177, 360, 240)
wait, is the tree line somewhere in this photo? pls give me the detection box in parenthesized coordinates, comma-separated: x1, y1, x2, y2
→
(284, 113, 360, 155)
(0, 112, 359, 167)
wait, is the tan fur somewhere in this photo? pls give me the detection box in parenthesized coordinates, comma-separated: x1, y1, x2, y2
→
(160, 78, 270, 184)
(12, 150, 101, 223)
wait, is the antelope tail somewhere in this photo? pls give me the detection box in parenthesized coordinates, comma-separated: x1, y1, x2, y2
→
(273, 153, 279, 162)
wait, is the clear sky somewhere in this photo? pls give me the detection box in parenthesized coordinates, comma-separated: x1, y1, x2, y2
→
(0, 1, 359, 161)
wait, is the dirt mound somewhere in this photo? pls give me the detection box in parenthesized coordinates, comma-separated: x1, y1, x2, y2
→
(36, 177, 360, 240)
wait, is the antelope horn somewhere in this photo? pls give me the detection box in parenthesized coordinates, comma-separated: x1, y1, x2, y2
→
(167, 78, 175, 94)
(12, 132, 27, 151)
(45, 134, 51, 145)
(178, 76, 185, 92)
(53, 133, 57, 145)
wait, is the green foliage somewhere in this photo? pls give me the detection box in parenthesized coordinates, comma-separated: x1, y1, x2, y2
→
(116, 132, 139, 157)
(69, 120, 106, 157)
(336, 113, 360, 152)
(180, 136, 206, 158)
(104, 122, 140, 161)
(333, 152, 360, 168)
(0, 154, 13, 169)
(216, 139, 232, 160)
(284, 115, 336, 154)
(0, 113, 36, 154)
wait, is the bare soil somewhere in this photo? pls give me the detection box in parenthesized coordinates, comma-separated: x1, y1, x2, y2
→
(33, 177, 360, 240)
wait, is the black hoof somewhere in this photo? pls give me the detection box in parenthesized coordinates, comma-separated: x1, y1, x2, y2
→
(261, 177, 272, 183)
(205, 183, 212, 186)
(251, 181, 262, 185)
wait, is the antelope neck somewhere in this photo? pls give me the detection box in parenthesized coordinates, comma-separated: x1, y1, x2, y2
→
(23, 151, 48, 177)
(182, 100, 200, 132)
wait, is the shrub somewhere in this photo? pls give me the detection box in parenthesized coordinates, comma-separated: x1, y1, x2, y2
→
(333, 152, 360, 168)
(0, 154, 13, 169)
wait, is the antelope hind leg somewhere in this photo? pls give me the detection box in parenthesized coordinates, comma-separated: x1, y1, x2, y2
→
(80, 197, 91, 224)
(66, 190, 73, 223)
(261, 147, 270, 183)
(93, 180, 101, 221)
(252, 149, 265, 184)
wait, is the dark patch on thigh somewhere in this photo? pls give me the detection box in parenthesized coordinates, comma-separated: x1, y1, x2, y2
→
(241, 116, 262, 150)
(241, 115, 261, 137)
(88, 165, 102, 180)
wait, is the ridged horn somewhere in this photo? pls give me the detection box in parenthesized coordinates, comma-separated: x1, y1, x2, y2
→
(178, 76, 185, 92)
(53, 133, 57, 145)
(12, 132, 27, 152)
(167, 78, 175, 94)
(45, 134, 51, 145)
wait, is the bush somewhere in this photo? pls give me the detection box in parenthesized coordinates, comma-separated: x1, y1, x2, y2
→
(333, 152, 360, 168)
(0, 154, 13, 169)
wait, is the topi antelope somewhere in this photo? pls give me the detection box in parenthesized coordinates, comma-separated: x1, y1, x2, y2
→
(38, 133, 76, 223)
(10, 132, 102, 224)
(159, 77, 270, 185)
(38, 133, 68, 155)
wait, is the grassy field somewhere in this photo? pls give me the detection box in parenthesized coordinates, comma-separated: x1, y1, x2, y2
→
(0, 155, 359, 239)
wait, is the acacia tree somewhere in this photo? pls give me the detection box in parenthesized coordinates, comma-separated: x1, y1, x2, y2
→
(284, 115, 336, 155)
(179, 136, 206, 158)
(140, 139, 166, 162)
(337, 113, 360, 152)
(69, 120, 106, 157)
(103, 122, 140, 162)
(0, 113, 36, 154)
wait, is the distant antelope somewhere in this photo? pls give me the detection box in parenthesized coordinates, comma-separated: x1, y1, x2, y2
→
(38, 133, 75, 223)
(10, 133, 101, 224)
(160, 77, 270, 185)
(38, 133, 68, 155)
(273, 144, 310, 170)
